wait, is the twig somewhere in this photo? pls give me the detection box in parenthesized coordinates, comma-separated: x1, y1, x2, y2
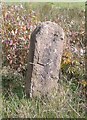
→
(67, 102, 80, 117)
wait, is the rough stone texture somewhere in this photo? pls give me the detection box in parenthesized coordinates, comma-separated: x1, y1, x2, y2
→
(25, 21, 65, 98)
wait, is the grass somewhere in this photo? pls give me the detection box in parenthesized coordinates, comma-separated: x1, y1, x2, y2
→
(2, 81, 86, 118)
(6, 2, 85, 9)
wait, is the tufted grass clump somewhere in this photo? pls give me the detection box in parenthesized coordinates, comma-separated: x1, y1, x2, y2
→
(2, 80, 86, 118)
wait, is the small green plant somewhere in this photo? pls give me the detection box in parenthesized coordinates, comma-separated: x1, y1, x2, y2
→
(2, 66, 24, 99)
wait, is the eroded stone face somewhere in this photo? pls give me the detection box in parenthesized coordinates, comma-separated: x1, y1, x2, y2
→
(25, 21, 65, 98)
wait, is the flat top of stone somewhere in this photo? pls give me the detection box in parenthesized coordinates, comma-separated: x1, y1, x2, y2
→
(36, 21, 65, 40)
(39, 21, 63, 30)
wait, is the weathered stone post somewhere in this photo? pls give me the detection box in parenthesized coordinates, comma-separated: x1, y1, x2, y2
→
(25, 21, 65, 98)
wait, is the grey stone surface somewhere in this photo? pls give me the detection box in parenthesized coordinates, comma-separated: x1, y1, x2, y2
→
(25, 21, 65, 98)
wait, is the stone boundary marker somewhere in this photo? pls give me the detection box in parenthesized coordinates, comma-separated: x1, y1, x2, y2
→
(25, 21, 65, 98)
